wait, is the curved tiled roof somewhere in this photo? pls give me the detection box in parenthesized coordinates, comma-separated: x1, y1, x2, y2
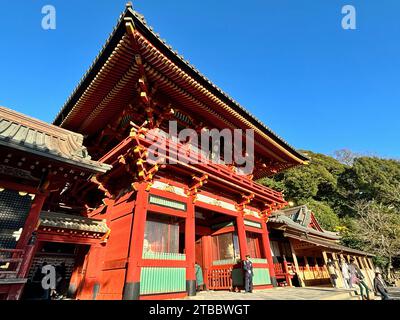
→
(0, 106, 111, 174)
(53, 4, 308, 166)
(39, 211, 109, 234)
(269, 204, 374, 256)
(269, 214, 340, 241)
(270, 205, 340, 240)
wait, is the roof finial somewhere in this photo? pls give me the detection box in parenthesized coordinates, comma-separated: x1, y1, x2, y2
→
(126, 1, 133, 9)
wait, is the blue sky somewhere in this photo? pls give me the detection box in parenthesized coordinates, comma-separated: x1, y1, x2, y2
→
(1, 0, 399, 158)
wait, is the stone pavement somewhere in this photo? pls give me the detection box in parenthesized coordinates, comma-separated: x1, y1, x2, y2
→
(179, 287, 361, 300)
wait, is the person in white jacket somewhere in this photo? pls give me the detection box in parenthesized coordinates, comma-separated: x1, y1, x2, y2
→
(340, 259, 351, 288)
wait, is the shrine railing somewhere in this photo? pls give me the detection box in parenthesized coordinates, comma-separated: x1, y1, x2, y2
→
(274, 262, 284, 276)
(298, 265, 330, 280)
(0, 249, 24, 281)
(274, 261, 295, 286)
(206, 265, 233, 291)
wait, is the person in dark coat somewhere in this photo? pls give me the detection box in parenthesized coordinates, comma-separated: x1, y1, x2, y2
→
(243, 255, 254, 293)
(349, 258, 370, 300)
(374, 270, 391, 300)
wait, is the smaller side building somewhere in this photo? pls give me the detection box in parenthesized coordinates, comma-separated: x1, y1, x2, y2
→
(268, 205, 375, 289)
(0, 106, 111, 300)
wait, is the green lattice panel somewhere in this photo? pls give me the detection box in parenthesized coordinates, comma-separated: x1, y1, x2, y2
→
(212, 259, 237, 266)
(253, 268, 271, 285)
(232, 268, 271, 286)
(142, 252, 186, 260)
(251, 258, 268, 264)
(140, 267, 186, 295)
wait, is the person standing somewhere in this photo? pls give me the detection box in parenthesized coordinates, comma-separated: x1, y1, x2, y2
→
(349, 258, 370, 300)
(195, 262, 204, 292)
(243, 255, 254, 293)
(374, 269, 391, 300)
(340, 259, 351, 289)
(327, 258, 338, 288)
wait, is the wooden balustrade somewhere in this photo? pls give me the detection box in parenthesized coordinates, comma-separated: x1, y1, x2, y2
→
(206, 266, 233, 291)
(0, 249, 24, 281)
(274, 263, 284, 276)
(274, 262, 294, 286)
(298, 265, 329, 280)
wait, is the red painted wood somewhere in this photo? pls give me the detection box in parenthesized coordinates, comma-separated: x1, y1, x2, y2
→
(195, 225, 211, 236)
(139, 259, 188, 268)
(17, 193, 46, 250)
(0, 181, 45, 195)
(211, 226, 235, 236)
(125, 183, 148, 284)
(185, 197, 196, 283)
(244, 225, 264, 234)
(207, 265, 233, 290)
(202, 235, 213, 289)
(261, 222, 276, 280)
(236, 215, 248, 260)
(37, 233, 102, 245)
(195, 201, 238, 217)
(147, 204, 187, 218)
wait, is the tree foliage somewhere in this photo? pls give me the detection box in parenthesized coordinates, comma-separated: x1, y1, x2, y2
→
(259, 150, 400, 277)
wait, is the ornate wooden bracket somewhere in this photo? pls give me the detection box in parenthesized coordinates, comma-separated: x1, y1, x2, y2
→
(101, 227, 112, 244)
(186, 174, 209, 198)
(235, 193, 255, 212)
(130, 120, 149, 139)
(131, 181, 153, 193)
(154, 104, 175, 128)
(124, 125, 167, 186)
(260, 201, 288, 221)
(91, 175, 113, 199)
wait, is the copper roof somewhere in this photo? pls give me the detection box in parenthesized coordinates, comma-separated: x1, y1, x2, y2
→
(39, 211, 109, 234)
(269, 205, 340, 240)
(52, 5, 309, 170)
(284, 233, 374, 257)
(0, 106, 111, 174)
(269, 205, 374, 256)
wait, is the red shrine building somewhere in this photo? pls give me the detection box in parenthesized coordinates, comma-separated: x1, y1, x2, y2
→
(1, 4, 373, 300)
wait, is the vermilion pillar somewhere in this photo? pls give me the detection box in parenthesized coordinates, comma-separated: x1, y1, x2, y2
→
(235, 214, 248, 260)
(123, 182, 148, 300)
(7, 193, 47, 300)
(261, 221, 278, 287)
(202, 235, 213, 290)
(185, 197, 196, 296)
(17, 193, 47, 251)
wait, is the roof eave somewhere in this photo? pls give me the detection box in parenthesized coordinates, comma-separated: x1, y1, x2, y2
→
(53, 7, 309, 165)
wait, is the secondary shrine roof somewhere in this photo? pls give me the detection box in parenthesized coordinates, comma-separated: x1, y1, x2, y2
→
(52, 4, 308, 173)
(270, 206, 340, 241)
(39, 211, 109, 234)
(0, 106, 111, 174)
(269, 205, 374, 257)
